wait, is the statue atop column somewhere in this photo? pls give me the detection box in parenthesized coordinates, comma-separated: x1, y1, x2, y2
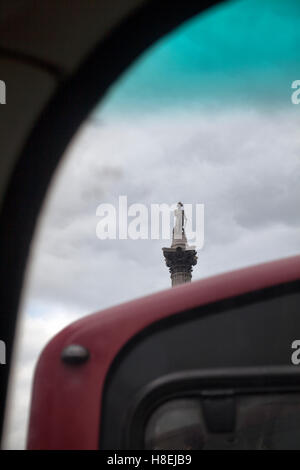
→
(172, 202, 188, 248)
(163, 202, 198, 287)
(173, 202, 186, 239)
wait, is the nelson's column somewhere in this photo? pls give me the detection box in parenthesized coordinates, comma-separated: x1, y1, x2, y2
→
(162, 202, 198, 287)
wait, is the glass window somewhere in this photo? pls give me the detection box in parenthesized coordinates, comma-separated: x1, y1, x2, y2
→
(145, 394, 300, 450)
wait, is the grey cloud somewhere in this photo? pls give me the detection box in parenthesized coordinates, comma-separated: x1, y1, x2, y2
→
(27, 108, 300, 313)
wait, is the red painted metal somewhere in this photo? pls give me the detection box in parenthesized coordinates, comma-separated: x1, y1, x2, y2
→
(27, 255, 300, 449)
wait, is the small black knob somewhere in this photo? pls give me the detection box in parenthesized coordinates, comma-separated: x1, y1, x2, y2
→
(61, 344, 90, 365)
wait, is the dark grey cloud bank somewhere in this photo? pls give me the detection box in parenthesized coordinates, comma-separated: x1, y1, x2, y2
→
(28, 108, 300, 311)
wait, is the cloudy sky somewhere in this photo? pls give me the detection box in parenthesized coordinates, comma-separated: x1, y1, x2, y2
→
(3, 0, 300, 449)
